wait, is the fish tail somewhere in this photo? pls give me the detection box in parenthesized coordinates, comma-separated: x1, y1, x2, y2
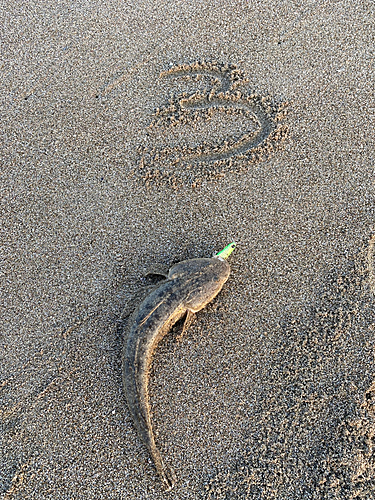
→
(151, 448, 176, 491)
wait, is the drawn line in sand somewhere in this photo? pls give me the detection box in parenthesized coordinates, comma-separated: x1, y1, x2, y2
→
(367, 233, 375, 294)
(136, 61, 289, 188)
(94, 58, 152, 98)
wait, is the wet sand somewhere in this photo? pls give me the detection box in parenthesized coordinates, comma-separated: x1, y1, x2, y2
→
(1, 1, 375, 498)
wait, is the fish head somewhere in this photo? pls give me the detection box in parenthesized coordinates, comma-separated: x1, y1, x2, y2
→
(168, 257, 231, 312)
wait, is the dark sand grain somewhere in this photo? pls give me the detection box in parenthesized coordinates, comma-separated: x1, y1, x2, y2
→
(1, 1, 375, 499)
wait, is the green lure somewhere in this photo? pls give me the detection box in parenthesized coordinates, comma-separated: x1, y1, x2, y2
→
(215, 242, 236, 260)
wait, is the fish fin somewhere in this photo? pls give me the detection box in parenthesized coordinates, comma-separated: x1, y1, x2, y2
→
(144, 267, 168, 279)
(152, 449, 177, 491)
(176, 310, 195, 342)
(159, 461, 176, 491)
(139, 298, 167, 326)
(121, 284, 161, 321)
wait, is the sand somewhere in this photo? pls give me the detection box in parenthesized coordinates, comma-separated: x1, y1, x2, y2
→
(1, 1, 375, 498)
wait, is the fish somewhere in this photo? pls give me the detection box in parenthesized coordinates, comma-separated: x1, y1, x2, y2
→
(122, 242, 236, 490)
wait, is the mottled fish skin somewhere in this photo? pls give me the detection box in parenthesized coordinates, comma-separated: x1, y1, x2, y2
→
(122, 257, 230, 490)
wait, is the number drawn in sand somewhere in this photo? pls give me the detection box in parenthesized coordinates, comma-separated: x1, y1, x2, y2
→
(136, 61, 289, 188)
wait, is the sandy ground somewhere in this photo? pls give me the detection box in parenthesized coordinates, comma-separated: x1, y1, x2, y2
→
(1, 1, 375, 498)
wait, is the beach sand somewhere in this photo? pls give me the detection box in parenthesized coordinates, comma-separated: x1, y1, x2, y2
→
(1, 1, 375, 498)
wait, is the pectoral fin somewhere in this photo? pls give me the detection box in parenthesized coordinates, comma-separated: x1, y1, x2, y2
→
(144, 267, 169, 279)
(176, 310, 195, 342)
